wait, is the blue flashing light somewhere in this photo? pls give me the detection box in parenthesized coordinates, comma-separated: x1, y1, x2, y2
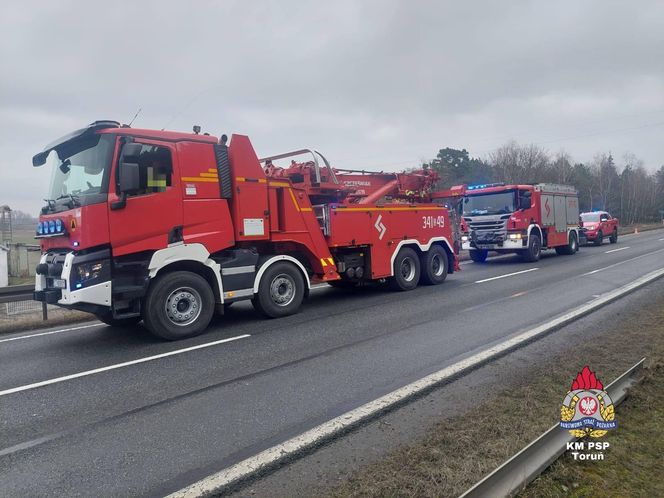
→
(37, 222, 43, 235)
(48, 220, 56, 233)
(42, 221, 48, 233)
(467, 182, 506, 191)
(55, 218, 63, 232)
(75, 283, 82, 289)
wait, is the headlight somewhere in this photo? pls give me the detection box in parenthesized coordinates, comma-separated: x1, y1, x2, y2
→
(508, 233, 523, 240)
(461, 235, 469, 242)
(72, 259, 110, 289)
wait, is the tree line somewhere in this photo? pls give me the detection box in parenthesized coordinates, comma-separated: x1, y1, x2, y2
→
(425, 141, 664, 224)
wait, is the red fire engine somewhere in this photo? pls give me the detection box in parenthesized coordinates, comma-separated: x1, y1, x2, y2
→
(32, 121, 458, 340)
(455, 182, 580, 262)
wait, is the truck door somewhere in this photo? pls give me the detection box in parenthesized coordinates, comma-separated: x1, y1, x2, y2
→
(108, 139, 183, 256)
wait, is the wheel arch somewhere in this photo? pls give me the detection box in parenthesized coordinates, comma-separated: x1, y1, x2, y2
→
(253, 255, 311, 296)
(147, 244, 223, 303)
(389, 237, 455, 276)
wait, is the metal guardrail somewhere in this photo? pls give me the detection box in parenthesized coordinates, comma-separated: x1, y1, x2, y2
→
(459, 357, 645, 498)
(0, 284, 34, 303)
(0, 284, 49, 320)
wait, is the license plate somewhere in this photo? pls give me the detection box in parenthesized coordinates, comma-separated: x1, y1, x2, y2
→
(53, 279, 66, 289)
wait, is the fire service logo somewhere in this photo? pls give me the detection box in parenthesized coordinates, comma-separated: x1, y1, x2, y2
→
(560, 366, 617, 438)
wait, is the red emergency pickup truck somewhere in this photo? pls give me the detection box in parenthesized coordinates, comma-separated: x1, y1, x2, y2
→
(579, 211, 619, 246)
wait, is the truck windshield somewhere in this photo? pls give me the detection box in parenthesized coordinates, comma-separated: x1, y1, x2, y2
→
(580, 213, 601, 222)
(463, 190, 516, 216)
(45, 134, 115, 211)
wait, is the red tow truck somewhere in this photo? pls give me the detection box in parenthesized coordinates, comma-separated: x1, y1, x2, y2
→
(454, 182, 581, 263)
(32, 121, 458, 340)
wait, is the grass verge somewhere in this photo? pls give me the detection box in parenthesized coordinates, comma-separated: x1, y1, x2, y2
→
(327, 294, 664, 498)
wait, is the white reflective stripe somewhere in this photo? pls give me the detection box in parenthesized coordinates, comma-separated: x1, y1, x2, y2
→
(223, 289, 254, 299)
(221, 266, 255, 276)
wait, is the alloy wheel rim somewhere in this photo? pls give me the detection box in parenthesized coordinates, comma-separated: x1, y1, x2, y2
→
(165, 287, 202, 326)
(270, 274, 296, 307)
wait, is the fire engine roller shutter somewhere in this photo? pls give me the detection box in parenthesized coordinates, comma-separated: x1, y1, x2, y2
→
(214, 144, 233, 199)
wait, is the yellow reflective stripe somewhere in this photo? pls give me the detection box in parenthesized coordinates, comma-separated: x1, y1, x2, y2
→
(236, 177, 267, 183)
(147, 180, 167, 187)
(337, 206, 443, 212)
(269, 181, 291, 187)
(327, 258, 334, 265)
(300, 207, 313, 212)
(200, 172, 219, 178)
(288, 188, 301, 212)
(208, 168, 217, 173)
(320, 258, 328, 267)
(181, 177, 219, 183)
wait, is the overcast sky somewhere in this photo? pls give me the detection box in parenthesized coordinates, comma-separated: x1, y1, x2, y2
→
(2, 0, 663, 214)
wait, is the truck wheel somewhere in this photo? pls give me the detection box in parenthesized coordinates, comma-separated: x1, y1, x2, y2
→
(469, 249, 488, 263)
(97, 312, 142, 328)
(419, 245, 448, 285)
(594, 230, 604, 246)
(555, 232, 578, 255)
(389, 247, 420, 291)
(609, 229, 618, 244)
(522, 234, 541, 262)
(142, 271, 215, 340)
(252, 262, 305, 318)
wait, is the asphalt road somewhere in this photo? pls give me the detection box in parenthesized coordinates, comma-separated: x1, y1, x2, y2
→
(1, 229, 663, 497)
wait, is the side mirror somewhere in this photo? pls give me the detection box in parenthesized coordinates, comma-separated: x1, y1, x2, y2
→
(119, 162, 140, 193)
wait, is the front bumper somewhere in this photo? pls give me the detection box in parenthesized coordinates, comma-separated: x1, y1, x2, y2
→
(462, 231, 527, 251)
(34, 249, 112, 310)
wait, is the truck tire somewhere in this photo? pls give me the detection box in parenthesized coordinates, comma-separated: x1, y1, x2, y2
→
(555, 232, 578, 255)
(419, 245, 448, 285)
(97, 312, 142, 328)
(594, 230, 604, 246)
(389, 247, 420, 291)
(252, 261, 305, 318)
(142, 271, 215, 340)
(609, 229, 618, 244)
(469, 249, 488, 263)
(521, 234, 541, 262)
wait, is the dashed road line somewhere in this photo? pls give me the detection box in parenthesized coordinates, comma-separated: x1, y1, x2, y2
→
(0, 334, 250, 397)
(0, 323, 104, 344)
(605, 246, 629, 254)
(475, 268, 539, 284)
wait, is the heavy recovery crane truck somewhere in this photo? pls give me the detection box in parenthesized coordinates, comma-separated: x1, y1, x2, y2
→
(32, 121, 459, 340)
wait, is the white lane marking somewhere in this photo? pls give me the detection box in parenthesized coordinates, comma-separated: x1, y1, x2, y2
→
(474, 268, 538, 284)
(582, 246, 664, 276)
(0, 334, 250, 397)
(167, 267, 664, 498)
(605, 246, 630, 254)
(0, 323, 104, 344)
(659, 238, 664, 241)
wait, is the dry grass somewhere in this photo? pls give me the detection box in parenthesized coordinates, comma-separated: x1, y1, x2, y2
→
(0, 306, 92, 334)
(327, 297, 664, 498)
